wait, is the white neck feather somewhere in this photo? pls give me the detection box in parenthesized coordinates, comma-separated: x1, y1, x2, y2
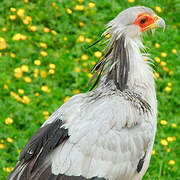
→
(125, 36, 155, 93)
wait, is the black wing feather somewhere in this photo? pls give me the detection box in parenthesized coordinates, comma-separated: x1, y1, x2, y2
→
(7, 118, 69, 180)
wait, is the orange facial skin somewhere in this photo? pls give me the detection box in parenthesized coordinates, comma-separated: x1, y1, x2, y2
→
(134, 13, 159, 32)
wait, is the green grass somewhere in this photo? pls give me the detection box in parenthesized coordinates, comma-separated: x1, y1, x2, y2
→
(0, 0, 180, 179)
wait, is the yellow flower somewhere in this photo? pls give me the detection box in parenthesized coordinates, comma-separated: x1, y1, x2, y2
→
(75, 67, 81, 72)
(77, 0, 84, 2)
(40, 42, 47, 48)
(0, 144, 5, 149)
(45, 115, 49, 119)
(40, 70, 47, 78)
(35, 92, 39, 96)
(10, 91, 22, 102)
(64, 96, 70, 103)
(66, 8, 72, 14)
(77, 35, 85, 42)
(21, 65, 29, 72)
(167, 82, 172, 87)
(64, 37, 67, 41)
(43, 27, 50, 33)
(34, 59, 41, 66)
(160, 61, 166, 66)
(91, 61, 96, 65)
(152, 149, 155, 155)
(14, 68, 23, 78)
(79, 22, 85, 27)
(0, 52, 2, 57)
(154, 72, 159, 78)
(155, 6, 162, 13)
(160, 139, 168, 146)
(167, 137, 176, 142)
(85, 38, 92, 43)
(94, 51, 102, 58)
(128, 0, 135, 3)
(28, 25, 38, 32)
(51, 30, 57, 35)
(23, 19, 29, 24)
(171, 49, 177, 54)
(26, 16, 32, 21)
(34, 68, 39, 77)
(88, 2, 96, 8)
(41, 85, 50, 93)
(83, 62, 87, 66)
(163, 67, 169, 72)
(171, 123, 177, 128)
(43, 111, 50, 115)
(24, 0, 29, 3)
(1, 139, 4, 143)
(4, 84, 8, 90)
(165, 86, 171, 93)
(88, 73, 93, 78)
(154, 57, 161, 63)
(10, 7, 16, 12)
(9, 15, 17, 20)
(14, 68, 22, 73)
(22, 96, 31, 104)
(10, 91, 20, 100)
(160, 120, 167, 125)
(166, 148, 171, 152)
(161, 52, 167, 58)
(17, 9, 25, 17)
(49, 69, 55, 74)
(3, 167, 11, 172)
(18, 89, 24, 94)
(52, 2, 58, 9)
(155, 43, 160, 48)
(0, 37, 7, 50)
(49, 64, 56, 69)
(81, 54, 88, 60)
(168, 160, 175, 165)
(5, 117, 13, 125)
(74, 5, 84, 11)
(169, 70, 173, 76)
(24, 77, 32, 83)
(12, 33, 27, 41)
(73, 89, 80, 94)
(83, 68, 88, 72)
(23, 16, 32, 24)
(7, 137, 13, 143)
(2, 27, 7, 32)
(17, 149, 21, 154)
(10, 53, 16, 58)
(40, 51, 48, 56)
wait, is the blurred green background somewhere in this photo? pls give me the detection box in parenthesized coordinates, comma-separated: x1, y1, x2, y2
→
(0, 0, 180, 179)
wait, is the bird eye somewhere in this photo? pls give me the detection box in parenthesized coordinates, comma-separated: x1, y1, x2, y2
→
(140, 17, 146, 25)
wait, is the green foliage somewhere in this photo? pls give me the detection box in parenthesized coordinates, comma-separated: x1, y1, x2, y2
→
(0, 0, 180, 179)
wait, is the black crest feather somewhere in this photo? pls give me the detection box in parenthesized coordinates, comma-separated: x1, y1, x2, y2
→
(89, 35, 129, 91)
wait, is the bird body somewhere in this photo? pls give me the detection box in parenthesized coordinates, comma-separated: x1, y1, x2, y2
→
(7, 6, 165, 180)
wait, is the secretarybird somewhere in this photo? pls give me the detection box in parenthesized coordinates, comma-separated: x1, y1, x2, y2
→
(7, 6, 165, 180)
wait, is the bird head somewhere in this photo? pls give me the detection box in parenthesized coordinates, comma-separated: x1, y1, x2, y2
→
(89, 6, 165, 91)
(105, 6, 165, 38)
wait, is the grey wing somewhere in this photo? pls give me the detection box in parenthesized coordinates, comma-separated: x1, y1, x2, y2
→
(48, 94, 156, 180)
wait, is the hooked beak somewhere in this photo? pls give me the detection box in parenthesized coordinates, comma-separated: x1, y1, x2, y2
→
(155, 16, 166, 31)
(142, 16, 166, 32)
